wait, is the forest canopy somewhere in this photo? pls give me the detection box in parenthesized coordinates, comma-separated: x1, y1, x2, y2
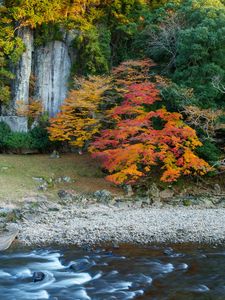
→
(0, 0, 225, 107)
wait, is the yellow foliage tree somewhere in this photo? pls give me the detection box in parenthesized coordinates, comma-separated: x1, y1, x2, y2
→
(48, 76, 111, 149)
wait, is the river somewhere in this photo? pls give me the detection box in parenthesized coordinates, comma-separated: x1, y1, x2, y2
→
(0, 244, 224, 299)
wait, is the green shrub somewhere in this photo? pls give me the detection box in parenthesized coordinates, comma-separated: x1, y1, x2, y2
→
(3, 125, 58, 153)
(196, 140, 221, 163)
(0, 121, 11, 148)
(5, 132, 34, 150)
(30, 126, 52, 152)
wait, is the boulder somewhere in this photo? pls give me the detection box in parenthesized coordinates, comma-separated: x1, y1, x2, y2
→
(125, 185, 134, 197)
(160, 189, 174, 200)
(37, 182, 48, 191)
(214, 184, 221, 194)
(94, 190, 112, 202)
(62, 176, 72, 183)
(58, 189, 79, 201)
(55, 176, 72, 183)
(147, 183, 160, 202)
(0, 223, 19, 251)
(50, 150, 60, 159)
(33, 272, 45, 283)
(69, 258, 93, 272)
(32, 177, 45, 183)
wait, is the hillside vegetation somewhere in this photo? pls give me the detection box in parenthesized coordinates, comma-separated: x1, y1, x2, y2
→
(0, 0, 224, 192)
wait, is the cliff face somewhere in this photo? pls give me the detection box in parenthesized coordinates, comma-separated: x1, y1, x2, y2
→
(34, 40, 71, 117)
(2, 27, 73, 131)
(13, 27, 34, 112)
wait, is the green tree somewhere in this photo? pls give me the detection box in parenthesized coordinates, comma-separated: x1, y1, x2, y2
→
(139, 0, 225, 108)
(0, 4, 24, 104)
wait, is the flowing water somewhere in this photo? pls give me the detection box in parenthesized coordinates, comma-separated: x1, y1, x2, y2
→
(0, 244, 225, 300)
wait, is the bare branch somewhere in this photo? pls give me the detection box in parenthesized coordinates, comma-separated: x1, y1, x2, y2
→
(212, 76, 225, 94)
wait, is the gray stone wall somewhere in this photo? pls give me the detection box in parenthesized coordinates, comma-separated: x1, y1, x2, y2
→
(0, 116, 28, 132)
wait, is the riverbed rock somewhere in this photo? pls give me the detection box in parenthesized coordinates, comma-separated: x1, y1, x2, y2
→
(214, 197, 225, 208)
(163, 247, 174, 256)
(94, 190, 112, 202)
(69, 258, 93, 272)
(37, 182, 48, 192)
(33, 272, 45, 283)
(214, 184, 221, 194)
(58, 189, 79, 202)
(23, 194, 48, 203)
(50, 150, 60, 159)
(32, 177, 45, 183)
(191, 197, 214, 208)
(125, 185, 134, 197)
(160, 189, 174, 200)
(113, 199, 132, 209)
(0, 208, 14, 216)
(40, 201, 61, 212)
(147, 183, 161, 202)
(62, 176, 72, 183)
(55, 176, 72, 184)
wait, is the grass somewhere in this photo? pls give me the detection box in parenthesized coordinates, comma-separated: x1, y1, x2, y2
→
(1, 153, 222, 203)
(0, 153, 122, 202)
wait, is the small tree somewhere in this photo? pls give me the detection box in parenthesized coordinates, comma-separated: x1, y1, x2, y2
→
(90, 82, 211, 185)
(16, 98, 43, 128)
(48, 76, 111, 149)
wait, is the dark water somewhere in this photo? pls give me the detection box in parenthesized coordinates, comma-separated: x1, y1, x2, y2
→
(0, 244, 225, 300)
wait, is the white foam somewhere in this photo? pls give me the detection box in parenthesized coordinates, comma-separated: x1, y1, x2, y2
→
(16, 290, 49, 299)
(13, 268, 32, 279)
(176, 263, 189, 270)
(73, 289, 91, 300)
(0, 271, 11, 277)
(147, 261, 174, 273)
(105, 281, 133, 293)
(191, 284, 210, 292)
(51, 273, 92, 288)
(92, 272, 102, 280)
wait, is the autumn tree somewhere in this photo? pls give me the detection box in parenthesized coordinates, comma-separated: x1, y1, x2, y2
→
(112, 59, 154, 89)
(16, 98, 43, 127)
(90, 82, 211, 185)
(48, 76, 111, 149)
(48, 59, 154, 149)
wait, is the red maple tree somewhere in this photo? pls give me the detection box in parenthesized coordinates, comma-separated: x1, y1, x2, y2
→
(90, 82, 211, 185)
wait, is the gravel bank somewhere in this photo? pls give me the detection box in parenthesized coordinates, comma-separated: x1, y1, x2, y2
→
(17, 203, 225, 246)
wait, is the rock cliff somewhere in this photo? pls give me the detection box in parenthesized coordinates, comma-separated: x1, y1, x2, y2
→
(1, 27, 73, 131)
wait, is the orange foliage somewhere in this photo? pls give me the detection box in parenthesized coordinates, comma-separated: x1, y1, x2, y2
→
(16, 98, 43, 119)
(90, 82, 212, 185)
(112, 59, 155, 94)
(48, 76, 111, 148)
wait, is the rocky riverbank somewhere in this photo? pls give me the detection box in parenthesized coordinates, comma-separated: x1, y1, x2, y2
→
(1, 190, 225, 248)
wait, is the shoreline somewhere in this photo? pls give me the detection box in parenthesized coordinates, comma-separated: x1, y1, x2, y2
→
(15, 202, 225, 247)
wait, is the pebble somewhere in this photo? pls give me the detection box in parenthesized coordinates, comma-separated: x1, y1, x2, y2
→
(15, 203, 225, 247)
